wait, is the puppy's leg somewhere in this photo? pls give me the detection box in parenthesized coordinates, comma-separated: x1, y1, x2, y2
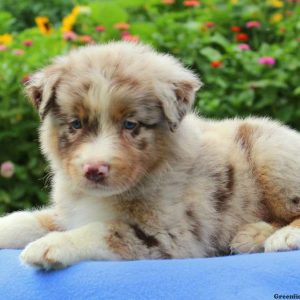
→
(264, 218, 300, 252)
(21, 221, 171, 269)
(230, 222, 277, 254)
(0, 209, 60, 249)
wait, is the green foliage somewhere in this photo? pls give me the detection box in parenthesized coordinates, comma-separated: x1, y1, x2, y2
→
(0, 11, 15, 34)
(0, 0, 74, 31)
(0, 0, 299, 214)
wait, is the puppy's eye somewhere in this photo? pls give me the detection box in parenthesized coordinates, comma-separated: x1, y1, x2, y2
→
(123, 120, 138, 130)
(71, 119, 82, 130)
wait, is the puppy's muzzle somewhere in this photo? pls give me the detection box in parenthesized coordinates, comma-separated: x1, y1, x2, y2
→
(83, 163, 110, 183)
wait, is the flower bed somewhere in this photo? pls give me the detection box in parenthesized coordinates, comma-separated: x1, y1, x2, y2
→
(0, 0, 299, 213)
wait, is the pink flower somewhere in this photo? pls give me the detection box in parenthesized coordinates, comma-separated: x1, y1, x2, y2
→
(246, 21, 261, 28)
(122, 32, 139, 42)
(258, 56, 276, 65)
(1, 161, 14, 178)
(237, 43, 250, 51)
(95, 25, 105, 32)
(23, 40, 33, 47)
(0, 45, 7, 51)
(63, 31, 77, 41)
(13, 49, 24, 56)
(231, 26, 241, 32)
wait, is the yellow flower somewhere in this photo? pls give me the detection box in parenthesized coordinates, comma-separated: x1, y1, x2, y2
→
(61, 6, 90, 33)
(230, 0, 239, 4)
(71, 5, 81, 17)
(0, 33, 13, 45)
(62, 14, 76, 32)
(35, 16, 52, 35)
(270, 13, 283, 23)
(269, 0, 284, 8)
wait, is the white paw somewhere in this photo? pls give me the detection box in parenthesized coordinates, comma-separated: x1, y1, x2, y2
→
(20, 232, 76, 270)
(264, 226, 300, 252)
(230, 222, 275, 254)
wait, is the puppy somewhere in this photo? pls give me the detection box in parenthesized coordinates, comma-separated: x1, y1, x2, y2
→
(1, 42, 300, 270)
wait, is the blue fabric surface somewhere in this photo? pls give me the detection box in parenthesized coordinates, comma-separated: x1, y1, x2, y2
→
(0, 250, 299, 300)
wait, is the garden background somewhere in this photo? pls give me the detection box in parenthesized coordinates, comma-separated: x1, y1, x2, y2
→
(0, 0, 299, 214)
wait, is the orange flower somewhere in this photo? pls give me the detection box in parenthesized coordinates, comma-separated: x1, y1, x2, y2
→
(79, 35, 93, 44)
(183, 0, 200, 7)
(114, 22, 130, 30)
(210, 61, 222, 68)
(35, 17, 51, 35)
(235, 33, 249, 41)
(231, 26, 241, 32)
(161, 0, 175, 4)
(21, 75, 30, 85)
(204, 22, 215, 29)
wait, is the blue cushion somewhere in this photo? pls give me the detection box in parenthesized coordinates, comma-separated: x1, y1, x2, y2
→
(0, 249, 299, 300)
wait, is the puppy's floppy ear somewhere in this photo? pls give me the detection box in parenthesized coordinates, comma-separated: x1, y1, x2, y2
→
(158, 70, 202, 131)
(25, 66, 61, 119)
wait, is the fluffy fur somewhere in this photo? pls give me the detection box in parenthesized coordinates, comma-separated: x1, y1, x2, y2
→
(1, 42, 300, 269)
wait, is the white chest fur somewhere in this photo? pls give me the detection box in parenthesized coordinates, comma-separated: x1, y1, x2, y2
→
(52, 176, 118, 230)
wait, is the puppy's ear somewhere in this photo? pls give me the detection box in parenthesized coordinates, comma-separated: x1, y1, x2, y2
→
(159, 71, 202, 131)
(25, 67, 61, 119)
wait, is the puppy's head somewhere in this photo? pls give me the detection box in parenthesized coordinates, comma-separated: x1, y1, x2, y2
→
(26, 42, 201, 196)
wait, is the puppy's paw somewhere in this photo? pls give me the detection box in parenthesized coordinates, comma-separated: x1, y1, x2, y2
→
(230, 222, 275, 254)
(264, 226, 300, 252)
(20, 232, 76, 270)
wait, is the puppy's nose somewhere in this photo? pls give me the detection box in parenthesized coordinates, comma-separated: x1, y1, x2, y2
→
(83, 163, 110, 183)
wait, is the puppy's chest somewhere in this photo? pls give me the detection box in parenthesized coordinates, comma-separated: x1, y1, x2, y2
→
(60, 197, 118, 230)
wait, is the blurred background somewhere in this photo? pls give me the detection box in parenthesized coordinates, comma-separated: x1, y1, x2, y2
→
(0, 0, 299, 214)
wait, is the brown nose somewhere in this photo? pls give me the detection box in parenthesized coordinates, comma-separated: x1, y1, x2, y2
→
(83, 163, 110, 183)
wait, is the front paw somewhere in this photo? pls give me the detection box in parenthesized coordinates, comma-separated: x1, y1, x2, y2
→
(230, 222, 275, 254)
(264, 226, 300, 252)
(20, 232, 75, 270)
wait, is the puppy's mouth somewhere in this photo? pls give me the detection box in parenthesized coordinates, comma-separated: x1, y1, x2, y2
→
(78, 178, 132, 197)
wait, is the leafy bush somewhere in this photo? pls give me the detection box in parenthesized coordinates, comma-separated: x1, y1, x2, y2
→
(0, 0, 73, 32)
(0, 0, 299, 214)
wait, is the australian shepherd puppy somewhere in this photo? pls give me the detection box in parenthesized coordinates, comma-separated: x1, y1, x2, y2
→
(1, 42, 300, 269)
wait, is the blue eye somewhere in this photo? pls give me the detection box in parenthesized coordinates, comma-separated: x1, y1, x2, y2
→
(123, 120, 138, 130)
(71, 119, 82, 130)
